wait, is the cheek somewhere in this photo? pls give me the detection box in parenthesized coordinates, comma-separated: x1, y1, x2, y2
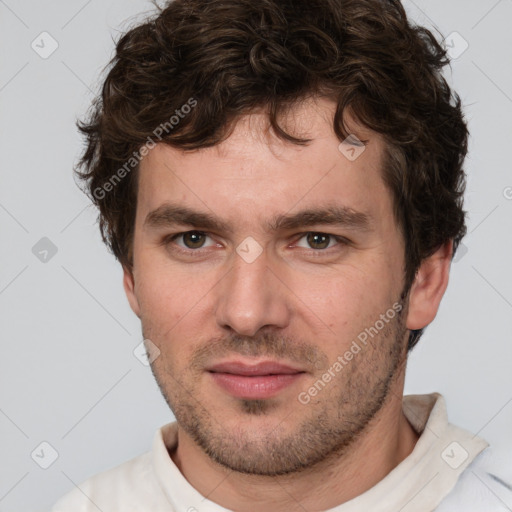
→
(135, 259, 217, 359)
(295, 265, 395, 343)
(135, 263, 189, 338)
(138, 273, 177, 318)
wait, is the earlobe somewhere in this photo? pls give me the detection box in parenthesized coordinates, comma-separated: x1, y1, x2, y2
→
(405, 240, 453, 331)
(123, 266, 141, 318)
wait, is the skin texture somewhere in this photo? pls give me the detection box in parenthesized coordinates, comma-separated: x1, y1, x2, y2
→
(123, 97, 452, 511)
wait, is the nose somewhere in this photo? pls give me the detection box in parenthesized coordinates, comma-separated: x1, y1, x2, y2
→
(214, 246, 292, 337)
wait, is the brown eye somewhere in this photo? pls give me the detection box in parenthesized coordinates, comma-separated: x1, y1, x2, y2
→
(306, 232, 331, 249)
(181, 231, 207, 249)
(294, 232, 349, 254)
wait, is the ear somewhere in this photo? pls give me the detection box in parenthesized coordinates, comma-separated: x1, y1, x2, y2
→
(123, 266, 141, 318)
(406, 239, 453, 330)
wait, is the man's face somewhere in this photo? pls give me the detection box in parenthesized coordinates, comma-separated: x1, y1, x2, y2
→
(125, 97, 411, 475)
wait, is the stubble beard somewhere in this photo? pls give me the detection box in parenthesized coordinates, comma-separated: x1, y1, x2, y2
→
(147, 296, 409, 477)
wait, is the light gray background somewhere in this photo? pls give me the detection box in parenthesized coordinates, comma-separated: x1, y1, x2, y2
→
(0, 1, 511, 511)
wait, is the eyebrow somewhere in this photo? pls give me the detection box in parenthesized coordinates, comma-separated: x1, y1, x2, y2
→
(143, 202, 374, 234)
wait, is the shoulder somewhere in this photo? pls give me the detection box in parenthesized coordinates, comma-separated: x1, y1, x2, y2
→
(436, 445, 512, 511)
(49, 451, 170, 512)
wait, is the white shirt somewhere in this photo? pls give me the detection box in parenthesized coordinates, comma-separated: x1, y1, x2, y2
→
(50, 393, 512, 511)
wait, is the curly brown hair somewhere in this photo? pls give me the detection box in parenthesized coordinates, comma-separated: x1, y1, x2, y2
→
(76, 0, 468, 352)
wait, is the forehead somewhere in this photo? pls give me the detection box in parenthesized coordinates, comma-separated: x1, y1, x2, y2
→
(136, 97, 393, 233)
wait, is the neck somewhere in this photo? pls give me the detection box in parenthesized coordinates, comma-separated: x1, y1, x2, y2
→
(170, 374, 420, 512)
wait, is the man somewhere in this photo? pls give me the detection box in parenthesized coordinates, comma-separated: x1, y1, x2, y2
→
(51, 0, 510, 510)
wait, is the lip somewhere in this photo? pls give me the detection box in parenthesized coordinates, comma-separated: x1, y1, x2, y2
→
(207, 360, 304, 376)
(207, 360, 306, 399)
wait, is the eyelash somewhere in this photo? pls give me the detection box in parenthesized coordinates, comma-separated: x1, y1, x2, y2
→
(161, 231, 350, 258)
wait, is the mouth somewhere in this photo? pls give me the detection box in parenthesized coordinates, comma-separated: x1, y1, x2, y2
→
(206, 360, 306, 400)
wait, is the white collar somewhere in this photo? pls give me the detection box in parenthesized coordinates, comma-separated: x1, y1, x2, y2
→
(151, 393, 489, 512)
